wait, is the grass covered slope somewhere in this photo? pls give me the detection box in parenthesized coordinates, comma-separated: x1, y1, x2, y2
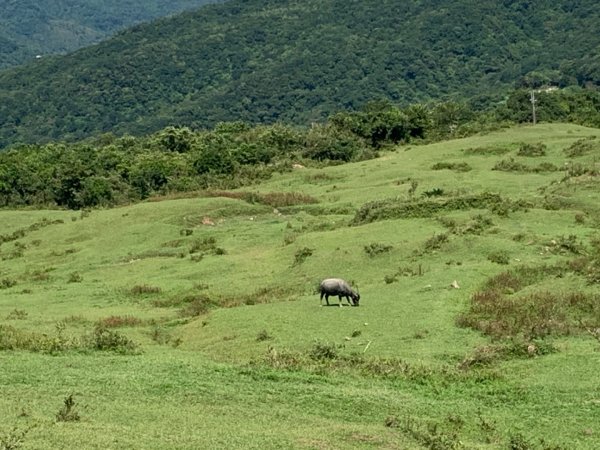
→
(1, 124, 599, 448)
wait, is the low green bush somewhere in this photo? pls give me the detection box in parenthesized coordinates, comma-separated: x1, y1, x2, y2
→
(488, 250, 510, 265)
(563, 137, 598, 157)
(517, 142, 547, 157)
(293, 247, 313, 266)
(87, 326, 139, 354)
(364, 242, 393, 257)
(431, 162, 472, 172)
(351, 192, 524, 225)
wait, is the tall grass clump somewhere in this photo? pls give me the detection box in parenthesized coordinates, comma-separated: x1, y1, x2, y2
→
(457, 264, 600, 340)
(309, 341, 341, 361)
(421, 233, 450, 253)
(431, 161, 472, 172)
(0, 321, 139, 354)
(55, 394, 80, 422)
(180, 295, 218, 317)
(254, 346, 468, 386)
(0, 322, 79, 353)
(398, 416, 464, 450)
(563, 137, 598, 157)
(562, 162, 600, 179)
(0, 425, 33, 449)
(0, 278, 17, 289)
(67, 272, 83, 283)
(293, 247, 313, 266)
(351, 192, 528, 225)
(462, 145, 511, 156)
(188, 237, 226, 256)
(364, 242, 393, 257)
(492, 158, 558, 173)
(5, 309, 28, 320)
(385, 264, 425, 283)
(517, 142, 547, 157)
(129, 284, 162, 295)
(96, 316, 143, 328)
(488, 251, 510, 265)
(206, 190, 318, 207)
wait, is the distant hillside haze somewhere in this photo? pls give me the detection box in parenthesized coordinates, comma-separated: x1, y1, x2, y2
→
(0, 0, 598, 148)
(0, 0, 220, 68)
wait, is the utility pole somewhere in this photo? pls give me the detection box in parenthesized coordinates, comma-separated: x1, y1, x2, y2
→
(530, 90, 537, 125)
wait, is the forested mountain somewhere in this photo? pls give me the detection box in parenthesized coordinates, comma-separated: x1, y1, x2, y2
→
(0, 0, 219, 68)
(0, 0, 599, 148)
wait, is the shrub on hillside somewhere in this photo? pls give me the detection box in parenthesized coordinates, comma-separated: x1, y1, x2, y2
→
(517, 142, 547, 157)
(256, 330, 273, 342)
(462, 146, 511, 156)
(96, 316, 143, 328)
(193, 146, 235, 175)
(302, 124, 365, 162)
(189, 237, 217, 254)
(422, 187, 445, 198)
(129, 284, 162, 295)
(87, 326, 138, 353)
(0, 425, 33, 449)
(351, 192, 524, 225)
(0, 322, 82, 353)
(562, 162, 600, 179)
(458, 263, 600, 340)
(179, 294, 218, 317)
(67, 272, 82, 283)
(309, 341, 340, 360)
(563, 137, 597, 157)
(488, 251, 510, 265)
(492, 158, 529, 172)
(364, 242, 393, 257)
(422, 233, 449, 252)
(155, 126, 195, 153)
(546, 235, 584, 255)
(206, 190, 318, 207)
(293, 247, 313, 266)
(431, 162, 472, 172)
(464, 214, 494, 235)
(6, 309, 28, 320)
(0, 278, 17, 289)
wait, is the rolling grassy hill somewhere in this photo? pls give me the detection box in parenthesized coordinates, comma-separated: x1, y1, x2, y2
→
(1, 123, 599, 448)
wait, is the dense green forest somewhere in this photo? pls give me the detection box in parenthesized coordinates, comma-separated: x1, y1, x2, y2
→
(0, 0, 219, 69)
(0, 102, 423, 209)
(0, 0, 599, 149)
(2, 92, 599, 210)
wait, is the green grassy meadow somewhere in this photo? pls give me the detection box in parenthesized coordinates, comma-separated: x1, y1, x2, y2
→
(1, 123, 599, 449)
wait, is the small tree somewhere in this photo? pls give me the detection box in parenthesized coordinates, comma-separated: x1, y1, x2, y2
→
(155, 126, 194, 153)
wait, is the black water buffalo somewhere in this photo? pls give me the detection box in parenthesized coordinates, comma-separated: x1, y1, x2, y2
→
(319, 278, 360, 306)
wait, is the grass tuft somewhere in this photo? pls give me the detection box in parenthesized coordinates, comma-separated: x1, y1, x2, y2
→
(129, 284, 162, 295)
(55, 394, 80, 423)
(96, 316, 143, 328)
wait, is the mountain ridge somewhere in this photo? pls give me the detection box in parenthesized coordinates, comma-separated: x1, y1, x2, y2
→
(0, 0, 219, 68)
(0, 0, 598, 148)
